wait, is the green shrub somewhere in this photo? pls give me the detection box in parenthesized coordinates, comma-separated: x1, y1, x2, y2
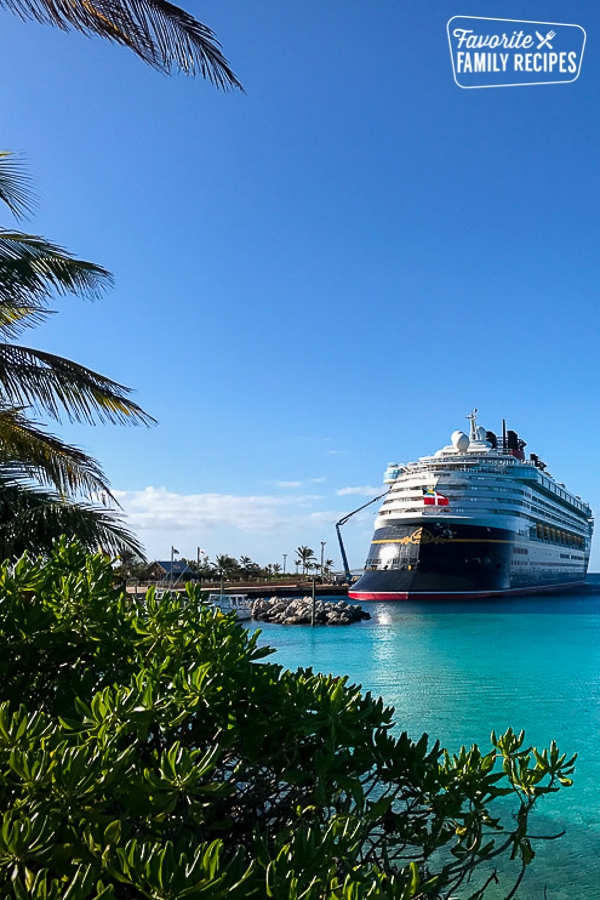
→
(0, 540, 575, 898)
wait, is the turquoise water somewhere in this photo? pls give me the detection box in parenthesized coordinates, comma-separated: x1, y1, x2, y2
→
(248, 589, 600, 899)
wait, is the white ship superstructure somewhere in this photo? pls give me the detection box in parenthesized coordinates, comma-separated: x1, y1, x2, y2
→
(349, 411, 593, 600)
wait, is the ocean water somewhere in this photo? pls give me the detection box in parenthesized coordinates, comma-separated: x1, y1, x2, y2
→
(247, 587, 600, 899)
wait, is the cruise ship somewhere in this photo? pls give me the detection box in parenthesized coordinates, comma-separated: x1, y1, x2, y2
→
(348, 411, 594, 601)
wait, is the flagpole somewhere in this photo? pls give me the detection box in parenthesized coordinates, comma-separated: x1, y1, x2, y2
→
(170, 546, 180, 590)
(197, 547, 204, 593)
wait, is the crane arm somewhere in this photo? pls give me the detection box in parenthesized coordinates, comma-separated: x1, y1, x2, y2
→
(335, 490, 389, 582)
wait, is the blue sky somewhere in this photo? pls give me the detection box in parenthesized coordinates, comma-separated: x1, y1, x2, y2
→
(2, 0, 600, 569)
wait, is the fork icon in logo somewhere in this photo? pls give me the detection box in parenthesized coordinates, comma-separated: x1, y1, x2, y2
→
(536, 30, 556, 49)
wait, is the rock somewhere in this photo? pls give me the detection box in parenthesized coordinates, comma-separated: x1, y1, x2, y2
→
(251, 596, 370, 625)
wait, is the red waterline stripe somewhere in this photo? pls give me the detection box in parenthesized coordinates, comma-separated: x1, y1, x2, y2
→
(349, 581, 585, 602)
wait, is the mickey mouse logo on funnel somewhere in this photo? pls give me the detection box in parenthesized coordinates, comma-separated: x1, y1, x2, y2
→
(447, 16, 586, 88)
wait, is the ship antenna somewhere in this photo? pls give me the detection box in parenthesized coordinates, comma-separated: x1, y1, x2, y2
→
(466, 409, 478, 440)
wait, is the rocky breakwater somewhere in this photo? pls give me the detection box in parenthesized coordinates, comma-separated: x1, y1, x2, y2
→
(252, 597, 370, 625)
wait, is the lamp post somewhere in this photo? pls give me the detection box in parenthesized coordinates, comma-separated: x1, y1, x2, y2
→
(283, 553, 287, 574)
(320, 541, 326, 581)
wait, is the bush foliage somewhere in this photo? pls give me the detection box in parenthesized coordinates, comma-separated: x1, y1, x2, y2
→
(0, 540, 575, 898)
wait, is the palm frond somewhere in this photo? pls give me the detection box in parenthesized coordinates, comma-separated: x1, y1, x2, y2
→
(0, 304, 54, 340)
(0, 343, 156, 425)
(0, 473, 145, 559)
(0, 0, 243, 87)
(0, 231, 112, 311)
(0, 152, 35, 219)
(0, 407, 113, 497)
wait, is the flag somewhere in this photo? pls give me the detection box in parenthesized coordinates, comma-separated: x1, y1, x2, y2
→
(423, 488, 449, 507)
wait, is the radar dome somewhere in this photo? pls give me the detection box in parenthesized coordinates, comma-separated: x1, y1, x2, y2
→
(451, 430, 470, 451)
(476, 426, 488, 441)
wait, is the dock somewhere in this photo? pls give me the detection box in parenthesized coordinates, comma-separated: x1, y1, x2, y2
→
(126, 581, 350, 600)
(227, 583, 349, 600)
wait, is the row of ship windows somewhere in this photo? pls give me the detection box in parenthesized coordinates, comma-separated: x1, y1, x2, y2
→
(388, 486, 527, 498)
(389, 487, 571, 506)
(511, 555, 583, 562)
(380, 504, 588, 532)
(510, 554, 581, 568)
(388, 489, 581, 518)
(366, 558, 585, 572)
(364, 558, 503, 571)
(530, 523, 586, 548)
(383, 496, 587, 532)
(394, 472, 587, 512)
(427, 461, 578, 498)
(538, 479, 583, 508)
(528, 507, 586, 532)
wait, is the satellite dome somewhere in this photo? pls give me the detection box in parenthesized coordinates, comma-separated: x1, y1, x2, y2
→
(451, 430, 470, 452)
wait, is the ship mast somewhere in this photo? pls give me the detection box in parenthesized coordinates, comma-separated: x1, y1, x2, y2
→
(466, 408, 478, 441)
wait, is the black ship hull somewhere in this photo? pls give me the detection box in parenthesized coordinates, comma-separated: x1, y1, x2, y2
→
(348, 521, 587, 601)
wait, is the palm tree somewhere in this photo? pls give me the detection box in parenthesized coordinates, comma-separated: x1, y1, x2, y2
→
(238, 555, 253, 580)
(0, 153, 153, 557)
(215, 554, 240, 582)
(0, 467, 143, 558)
(323, 558, 334, 579)
(115, 547, 145, 580)
(0, 155, 153, 435)
(0, 0, 242, 88)
(295, 545, 316, 576)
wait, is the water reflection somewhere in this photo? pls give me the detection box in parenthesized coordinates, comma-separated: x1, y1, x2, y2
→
(248, 584, 600, 898)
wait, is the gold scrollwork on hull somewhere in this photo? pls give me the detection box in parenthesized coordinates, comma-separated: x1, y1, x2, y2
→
(374, 527, 447, 546)
(419, 528, 447, 544)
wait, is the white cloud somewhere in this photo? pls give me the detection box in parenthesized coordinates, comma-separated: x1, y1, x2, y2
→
(275, 477, 326, 488)
(113, 486, 351, 566)
(336, 486, 382, 496)
(114, 486, 289, 533)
